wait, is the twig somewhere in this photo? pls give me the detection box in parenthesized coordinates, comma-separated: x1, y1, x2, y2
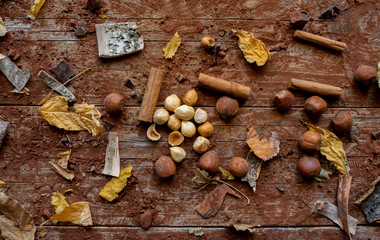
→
(216, 179, 250, 205)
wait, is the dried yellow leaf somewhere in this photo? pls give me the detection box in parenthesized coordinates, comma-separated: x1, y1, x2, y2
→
(39, 96, 103, 136)
(0, 180, 6, 193)
(98, 14, 107, 19)
(27, 0, 46, 20)
(218, 167, 234, 180)
(162, 32, 181, 59)
(40, 232, 48, 237)
(99, 166, 133, 202)
(246, 125, 280, 161)
(0, 193, 36, 240)
(41, 202, 92, 226)
(303, 121, 349, 175)
(0, 17, 7, 37)
(51, 192, 69, 213)
(232, 29, 272, 66)
(50, 149, 75, 180)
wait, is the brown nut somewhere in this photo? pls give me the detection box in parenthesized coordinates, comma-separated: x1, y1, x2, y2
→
(201, 36, 215, 49)
(273, 90, 294, 112)
(147, 123, 161, 141)
(304, 96, 327, 118)
(198, 122, 214, 138)
(198, 151, 219, 173)
(183, 89, 198, 106)
(155, 156, 176, 179)
(298, 155, 321, 178)
(193, 136, 210, 153)
(168, 131, 184, 146)
(299, 131, 322, 153)
(229, 157, 249, 177)
(104, 93, 124, 114)
(216, 96, 239, 119)
(353, 65, 377, 87)
(167, 114, 181, 131)
(332, 111, 353, 134)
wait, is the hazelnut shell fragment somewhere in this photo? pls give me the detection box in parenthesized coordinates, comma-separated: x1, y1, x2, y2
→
(104, 93, 124, 114)
(155, 156, 176, 179)
(168, 131, 184, 146)
(147, 123, 161, 141)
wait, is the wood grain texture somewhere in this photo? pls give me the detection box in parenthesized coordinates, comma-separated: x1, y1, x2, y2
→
(0, 0, 379, 239)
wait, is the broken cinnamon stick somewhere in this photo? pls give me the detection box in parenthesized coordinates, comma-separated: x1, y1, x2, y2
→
(138, 68, 164, 122)
(294, 30, 346, 52)
(289, 78, 343, 98)
(197, 73, 251, 100)
(337, 175, 353, 239)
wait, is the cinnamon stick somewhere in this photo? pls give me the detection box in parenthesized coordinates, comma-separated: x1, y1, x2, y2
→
(337, 175, 353, 239)
(197, 73, 251, 100)
(289, 78, 343, 98)
(294, 30, 346, 52)
(138, 68, 164, 122)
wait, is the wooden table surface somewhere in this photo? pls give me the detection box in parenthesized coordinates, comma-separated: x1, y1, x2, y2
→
(0, 0, 379, 239)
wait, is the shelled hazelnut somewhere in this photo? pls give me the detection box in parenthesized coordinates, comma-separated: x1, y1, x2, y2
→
(167, 115, 181, 131)
(229, 157, 249, 177)
(201, 36, 215, 49)
(104, 93, 124, 114)
(198, 122, 214, 138)
(304, 96, 327, 118)
(299, 131, 322, 153)
(174, 105, 195, 120)
(194, 108, 208, 124)
(332, 111, 353, 134)
(155, 156, 176, 179)
(353, 65, 377, 87)
(298, 155, 321, 178)
(273, 90, 294, 112)
(198, 151, 219, 173)
(216, 96, 239, 119)
(183, 89, 198, 106)
(153, 109, 169, 125)
(193, 136, 210, 153)
(170, 147, 186, 163)
(164, 94, 181, 112)
(181, 121, 196, 138)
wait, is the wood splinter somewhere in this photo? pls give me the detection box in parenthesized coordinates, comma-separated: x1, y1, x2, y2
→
(138, 68, 165, 122)
(289, 78, 343, 98)
(294, 30, 346, 52)
(197, 73, 251, 100)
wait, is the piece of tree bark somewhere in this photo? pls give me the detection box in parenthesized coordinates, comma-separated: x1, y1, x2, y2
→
(102, 132, 120, 177)
(38, 70, 76, 102)
(355, 176, 380, 223)
(337, 175, 352, 239)
(0, 53, 30, 91)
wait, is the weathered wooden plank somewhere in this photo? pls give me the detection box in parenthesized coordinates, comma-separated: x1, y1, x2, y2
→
(33, 226, 380, 240)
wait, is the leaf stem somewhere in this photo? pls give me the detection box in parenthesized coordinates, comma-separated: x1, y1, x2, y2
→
(216, 179, 250, 205)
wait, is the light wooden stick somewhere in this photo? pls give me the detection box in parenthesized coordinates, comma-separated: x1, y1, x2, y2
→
(289, 78, 343, 98)
(138, 68, 165, 122)
(294, 30, 346, 52)
(197, 73, 251, 100)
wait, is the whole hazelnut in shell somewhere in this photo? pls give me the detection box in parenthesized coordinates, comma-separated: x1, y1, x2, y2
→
(104, 93, 124, 114)
(273, 90, 294, 112)
(353, 65, 377, 87)
(216, 96, 239, 119)
(298, 155, 321, 178)
(304, 96, 327, 118)
(198, 151, 219, 173)
(299, 131, 322, 153)
(201, 36, 215, 49)
(155, 156, 176, 179)
(229, 157, 249, 177)
(332, 111, 353, 134)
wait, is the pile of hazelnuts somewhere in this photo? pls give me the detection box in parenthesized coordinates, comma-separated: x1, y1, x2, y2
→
(155, 93, 249, 180)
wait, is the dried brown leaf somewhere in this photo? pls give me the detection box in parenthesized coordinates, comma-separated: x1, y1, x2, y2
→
(39, 96, 103, 136)
(0, 17, 7, 37)
(0, 180, 7, 193)
(0, 193, 36, 240)
(246, 125, 280, 161)
(242, 150, 262, 192)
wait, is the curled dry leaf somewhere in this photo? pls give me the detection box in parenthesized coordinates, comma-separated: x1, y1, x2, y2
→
(303, 121, 349, 175)
(218, 167, 234, 180)
(99, 166, 133, 202)
(27, 0, 46, 20)
(232, 29, 272, 66)
(39, 96, 103, 136)
(188, 227, 204, 236)
(233, 224, 256, 232)
(246, 125, 280, 161)
(41, 201, 92, 226)
(162, 32, 181, 59)
(51, 192, 69, 213)
(0, 193, 36, 240)
(192, 168, 216, 190)
(0, 180, 7, 193)
(0, 17, 7, 37)
(314, 160, 335, 182)
(50, 149, 74, 181)
(242, 150, 262, 192)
